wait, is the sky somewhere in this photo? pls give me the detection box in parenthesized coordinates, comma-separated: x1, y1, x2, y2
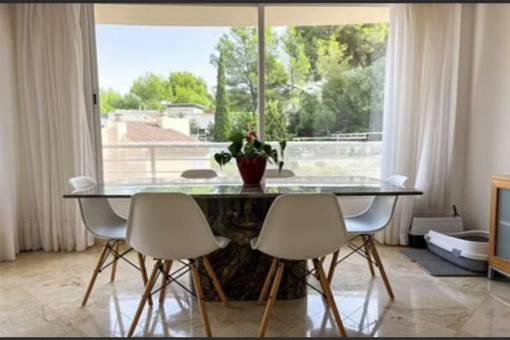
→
(95, 25, 232, 95)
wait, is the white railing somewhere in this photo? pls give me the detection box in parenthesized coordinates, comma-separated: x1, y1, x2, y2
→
(102, 141, 382, 183)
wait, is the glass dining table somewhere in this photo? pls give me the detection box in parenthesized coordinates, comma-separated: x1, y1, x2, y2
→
(64, 175, 422, 301)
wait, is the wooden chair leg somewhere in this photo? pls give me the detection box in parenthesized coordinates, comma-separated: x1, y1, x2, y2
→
(159, 260, 173, 304)
(202, 256, 228, 307)
(110, 241, 120, 282)
(81, 241, 110, 306)
(327, 250, 340, 284)
(368, 235, 394, 299)
(313, 259, 328, 298)
(258, 258, 278, 305)
(258, 261, 284, 337)
(127, 259, 161, 337)
(362, 235, 375, 277)
(137, 252, 153, 307)
(191, 261, 212, 337)
(314, 258, 347, 337)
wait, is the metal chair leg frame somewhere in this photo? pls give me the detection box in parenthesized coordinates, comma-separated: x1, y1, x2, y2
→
(327, 234, 394, 299)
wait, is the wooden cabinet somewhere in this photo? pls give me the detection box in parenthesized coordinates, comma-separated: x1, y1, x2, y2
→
(489, 175, 510, 278)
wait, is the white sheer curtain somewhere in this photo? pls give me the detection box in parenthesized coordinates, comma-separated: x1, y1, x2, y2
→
(377, 4, 462, 245)
(0, 4, 18, 261)
(0, 4, 97, 259)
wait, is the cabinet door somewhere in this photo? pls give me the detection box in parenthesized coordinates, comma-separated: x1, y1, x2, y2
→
(496, 188, 510, 261)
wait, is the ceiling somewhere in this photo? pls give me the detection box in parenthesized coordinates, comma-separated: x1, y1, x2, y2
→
(94, 4, 389, 27)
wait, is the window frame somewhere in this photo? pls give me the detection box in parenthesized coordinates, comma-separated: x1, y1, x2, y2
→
(89, 3, 389, 180)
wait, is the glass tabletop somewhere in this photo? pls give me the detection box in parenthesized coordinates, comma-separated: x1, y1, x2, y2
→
(63, 176, 422, 199)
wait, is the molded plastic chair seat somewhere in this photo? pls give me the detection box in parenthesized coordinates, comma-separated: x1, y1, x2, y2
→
(126, 192, 231, 337)
(89, 222, 127, 240)
(326, 174, 409, 300)
(215, 236, 231, 249)
(343, 174, 408, 235)
(181, 169, 218, 179)
(69, 176, 150, 307)
(251, 193, 348, 337)
(264, 168, 296, 178)
(344, 216, 384, 234)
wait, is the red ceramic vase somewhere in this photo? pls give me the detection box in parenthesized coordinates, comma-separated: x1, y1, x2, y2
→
(236, 156, 267, 185)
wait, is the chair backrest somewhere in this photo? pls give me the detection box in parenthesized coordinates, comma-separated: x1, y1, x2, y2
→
(253, 193, 348, 260)
(69, 176, 96, 190)
(264, 168, 296, 178)
(69, 176, 125, 237)
(181, 169, 218, 179)
(353, 175, 408, 232)
(387, 175, 407, 187)
(127, 192, 220, 260)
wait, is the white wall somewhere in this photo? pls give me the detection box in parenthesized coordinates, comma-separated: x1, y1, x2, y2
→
(461, 4, 510, 230)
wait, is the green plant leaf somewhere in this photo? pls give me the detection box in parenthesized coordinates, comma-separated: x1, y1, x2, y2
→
(279, 140, 287, 153)
(214, 151, 231, 167)
(253, 139, 262, 149)
(228, 132, 245, 144)
(270, 149, 278, 164)
(262, 144, 272, 156)
(228, 141, 243, 157)
(243, 142, 254, 156)
(278, 161, 284, 173)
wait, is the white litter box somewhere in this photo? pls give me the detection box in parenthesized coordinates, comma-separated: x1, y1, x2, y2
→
(424, 230, 489, 273)
(409, 216, 464, 248)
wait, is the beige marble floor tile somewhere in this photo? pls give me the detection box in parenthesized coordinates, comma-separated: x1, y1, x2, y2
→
(1, 244, 510, 337)
(460, 295, 510, 337)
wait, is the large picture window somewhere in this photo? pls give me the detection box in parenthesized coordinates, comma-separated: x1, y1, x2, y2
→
(94, 4, 388, 183)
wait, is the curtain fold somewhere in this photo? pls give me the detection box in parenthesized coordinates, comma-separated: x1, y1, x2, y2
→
(0, 4, 19, 261)
(377, 4, 462, 245)
(4, 3, 97, 256)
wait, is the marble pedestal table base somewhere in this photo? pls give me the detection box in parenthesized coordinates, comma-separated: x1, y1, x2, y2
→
(194, 196, 307, 301)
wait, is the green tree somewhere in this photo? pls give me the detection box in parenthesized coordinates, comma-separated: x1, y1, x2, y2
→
(293, 92, 334, 137)
(295, 23, 388, 79)
(211, 27, 289, 114)
(99, 88, 140, 113)
(321, 60, 385, 133)
(168, 72, 212, 108)
(213, 51, 231, 141)
(129, 73, 169, 110)
(282, 27, 311, 88)
(100, 88, 123, 114)
(265, 100, 289, 141)
(231, 111, 258, 136)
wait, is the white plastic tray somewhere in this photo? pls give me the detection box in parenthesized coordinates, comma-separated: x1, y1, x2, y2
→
(425, 230, 489, 261)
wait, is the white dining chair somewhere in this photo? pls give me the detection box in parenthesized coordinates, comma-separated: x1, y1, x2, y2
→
(69, 176, 151, 306)
(126, 192, 230, 337)
(326, 175, 408, 299)
(180, 169, 218, 179)
(264, 168, 296, 178)
(251, 193, 348, 337)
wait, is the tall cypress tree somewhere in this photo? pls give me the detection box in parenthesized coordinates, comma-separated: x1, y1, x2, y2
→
(214, 51, 231, 142)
